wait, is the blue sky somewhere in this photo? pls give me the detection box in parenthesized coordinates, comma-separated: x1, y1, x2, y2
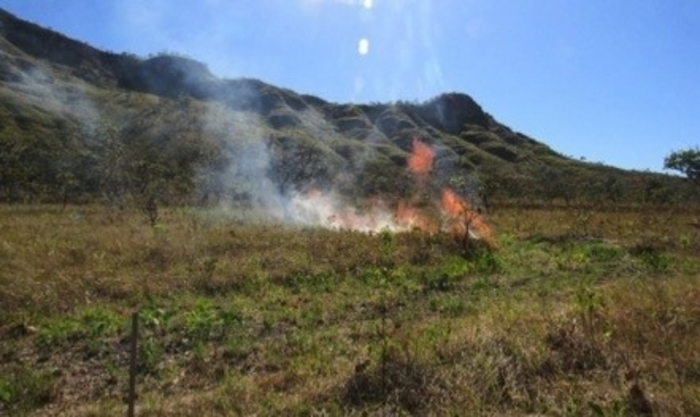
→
(1, 0, 699, 172)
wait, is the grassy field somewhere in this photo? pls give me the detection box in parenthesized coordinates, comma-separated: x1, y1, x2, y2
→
(0, 204, 699, 416)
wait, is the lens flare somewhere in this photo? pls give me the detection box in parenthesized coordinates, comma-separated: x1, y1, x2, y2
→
(358, 38, 370, 55)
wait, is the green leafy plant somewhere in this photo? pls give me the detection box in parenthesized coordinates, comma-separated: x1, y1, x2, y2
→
(573, 283, 606, 335)
(139, 338, 165, 376)
(184, 298, 242, 341)
(140, 306, 175, 334)
(81, 307, 122, 338)
(36, 318, 82, 351)
(629, 243, 672, 272)
(0, 366, 57, 414)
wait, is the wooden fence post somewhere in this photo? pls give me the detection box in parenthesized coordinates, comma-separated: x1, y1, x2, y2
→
(128, 311, 139, 417)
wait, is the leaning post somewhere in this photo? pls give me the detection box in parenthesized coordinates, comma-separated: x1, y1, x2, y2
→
(128, 311, 139, 417)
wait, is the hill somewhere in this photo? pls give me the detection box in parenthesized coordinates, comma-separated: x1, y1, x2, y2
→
(1, 7, 697, 217)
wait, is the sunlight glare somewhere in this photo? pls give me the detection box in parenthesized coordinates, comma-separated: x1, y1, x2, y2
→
(358, 38, 370, 55)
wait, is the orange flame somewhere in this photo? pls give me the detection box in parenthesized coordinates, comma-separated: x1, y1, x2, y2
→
(396, 201, 439, 232)
(407, 137, 434, 185)
(441, 188, 497, 247)
(298, 137, 496, 246)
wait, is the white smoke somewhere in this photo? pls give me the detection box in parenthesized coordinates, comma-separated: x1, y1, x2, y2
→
(11, 63, 100, 133)
(198, 88, 413, 231)
(286, 190, 402, 231)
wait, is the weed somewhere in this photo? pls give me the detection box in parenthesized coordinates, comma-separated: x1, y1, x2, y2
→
(222, 332, 256, 363)
(469, 275, 497, 294)
(584, 242, 623, 263)
(678, 233, 694, 250)
(573, 283, 606, 334)
(430, 294, 472, 317)
(421, 272, 456, 293)
(81, 306, 122, 338)
(139, 337, 165, 375)
(140, 305, 175, 335)
(35, 306, 122, 357)
(629, 242, 672, 272)
(36, 317, 82, 351)
(469, 249, 503, 273)
(0, 365, 57, 414)
(184, 298, 242, 341)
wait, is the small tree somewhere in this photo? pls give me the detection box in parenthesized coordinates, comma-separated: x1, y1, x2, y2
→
(664, 147, 700, 186)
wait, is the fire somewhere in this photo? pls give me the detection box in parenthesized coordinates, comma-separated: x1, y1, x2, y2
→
(293, 190, 396, 232)
(406, 138, 497, 247)
(396, 201, 438, 232)
(291, 137, 496, 248)
(441, 188, 497, 247)
(407, 137, 434, 184)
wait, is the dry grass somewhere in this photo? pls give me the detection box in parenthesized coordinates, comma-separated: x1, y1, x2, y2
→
(0, 203, 698, 415)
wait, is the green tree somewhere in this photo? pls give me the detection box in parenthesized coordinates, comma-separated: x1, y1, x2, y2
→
(665, 147, 700, 186)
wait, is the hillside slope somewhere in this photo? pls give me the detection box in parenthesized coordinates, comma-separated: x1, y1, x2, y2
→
(0, 7, 696, 211)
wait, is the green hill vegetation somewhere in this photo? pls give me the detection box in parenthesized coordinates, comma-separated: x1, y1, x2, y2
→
(1, 7, 699, 416)
(1, 8, 698, 213)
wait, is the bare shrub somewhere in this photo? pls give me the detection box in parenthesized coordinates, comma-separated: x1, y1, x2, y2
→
(342, 346, 442, 414)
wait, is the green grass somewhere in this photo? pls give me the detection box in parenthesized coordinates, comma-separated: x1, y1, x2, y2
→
(0, 204, 699, 415)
